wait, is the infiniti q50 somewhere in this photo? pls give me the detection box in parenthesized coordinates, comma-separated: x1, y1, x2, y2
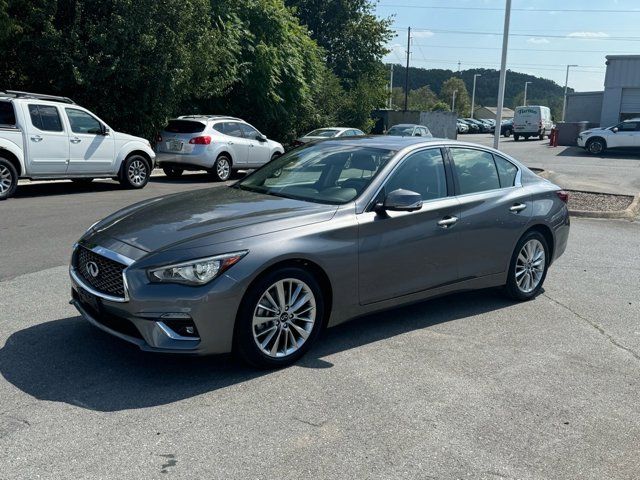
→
(69, 137, 570, 368)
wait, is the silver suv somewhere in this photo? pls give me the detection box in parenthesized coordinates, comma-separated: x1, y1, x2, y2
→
(156, 115, 284, 181)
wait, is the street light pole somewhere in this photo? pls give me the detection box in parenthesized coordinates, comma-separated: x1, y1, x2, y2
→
(389, 64, 394, 109)
(524, 81, 532, 106)
(404, 27, 411, 111)
(451, 90, 457, 112)
(493, 0, 512, 150)
(471, 73, 481, 118)
(562, 64, 578, 121)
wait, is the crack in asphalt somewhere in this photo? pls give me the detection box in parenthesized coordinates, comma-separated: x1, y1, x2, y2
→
(543, 293, 640, 361)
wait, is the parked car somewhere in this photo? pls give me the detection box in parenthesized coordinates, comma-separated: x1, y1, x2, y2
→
(0, 90, 155, 200)
(458, 119, 479, 133)
(386, 124, 433, 137)
(457, 121, 469, 134)
(70, 136, 570, 368)
(513, 105, 553, 141)
(577, 118, 640, 155)
(156, 115, 284, 181)
(477, 119, 495, 133)
(501, 119, 514, 137)
(463, 118, 489, 133)
(292, 127, 365, 147)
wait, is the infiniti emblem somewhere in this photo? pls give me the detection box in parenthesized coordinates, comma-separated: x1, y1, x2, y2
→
(86, 261, 99, 278)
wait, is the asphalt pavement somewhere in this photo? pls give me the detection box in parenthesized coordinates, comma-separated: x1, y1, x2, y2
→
(1, 173, 639, 479)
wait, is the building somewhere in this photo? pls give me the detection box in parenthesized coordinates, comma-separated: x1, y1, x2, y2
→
(565, 55, 640, 127)
(474, 106, 515, 120)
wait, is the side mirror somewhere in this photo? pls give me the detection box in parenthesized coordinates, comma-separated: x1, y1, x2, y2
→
(612, 127, 619, 133)
(256, 133, 267, 142)
(378, 189, 423, 212)
(102, 126, 110, 135)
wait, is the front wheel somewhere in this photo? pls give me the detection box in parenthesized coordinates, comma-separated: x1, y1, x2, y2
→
(586, 138, 606, 155)
(234, 267, 325, 368)
(0, 158, 18, 200)
(119, 155, 150, 189)
(504, 231, 549, 301)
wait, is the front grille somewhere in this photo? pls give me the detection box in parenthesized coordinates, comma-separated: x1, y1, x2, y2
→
(75, 246, 126, 298)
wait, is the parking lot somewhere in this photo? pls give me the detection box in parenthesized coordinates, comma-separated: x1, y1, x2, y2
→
(1, 158, 639, 479)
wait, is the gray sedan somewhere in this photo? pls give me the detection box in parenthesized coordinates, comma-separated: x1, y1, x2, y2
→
(69, 137, 570, 368)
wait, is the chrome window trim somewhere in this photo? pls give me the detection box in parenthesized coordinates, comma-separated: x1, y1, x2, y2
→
(70, 243, 134, 303)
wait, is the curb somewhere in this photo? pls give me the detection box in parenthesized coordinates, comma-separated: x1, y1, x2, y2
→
(532, 168, 639, 220)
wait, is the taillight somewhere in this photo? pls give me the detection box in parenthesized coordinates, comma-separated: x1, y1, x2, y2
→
(189, 136, 212, 145)
(556, 190, 569, 203)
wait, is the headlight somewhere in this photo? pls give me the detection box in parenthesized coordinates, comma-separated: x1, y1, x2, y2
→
(148, 251, 248, 285)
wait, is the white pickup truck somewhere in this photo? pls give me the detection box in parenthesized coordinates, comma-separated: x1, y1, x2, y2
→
(0, 91, 155, 200)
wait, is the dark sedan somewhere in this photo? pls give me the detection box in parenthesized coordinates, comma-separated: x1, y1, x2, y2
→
(69, 137, 570, 368)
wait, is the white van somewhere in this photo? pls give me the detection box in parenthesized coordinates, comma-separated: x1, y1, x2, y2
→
(513, 105, 553, 141)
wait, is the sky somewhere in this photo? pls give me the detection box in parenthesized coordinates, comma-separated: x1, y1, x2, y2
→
(375, 0, 640, 92)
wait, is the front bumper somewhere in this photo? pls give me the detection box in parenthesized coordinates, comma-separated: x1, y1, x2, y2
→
(69, 244, 243, 355)
(576, 136, 586, 147)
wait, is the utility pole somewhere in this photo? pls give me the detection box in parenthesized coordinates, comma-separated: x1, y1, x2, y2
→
(451, 90, 457, 112)
(562, 64, 578, 121)
(389, 64, 394, 109)
(524, 81, 532, 106)
(493, 0, 511, 150)
(471, 73, 481, 118)
(457, 60, 461, 73)
(404, 27, 411, 111)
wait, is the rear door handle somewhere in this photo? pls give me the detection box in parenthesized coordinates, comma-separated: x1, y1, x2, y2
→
(31, 135, 43, 142)
(437, 215, 458, 228)
(510, 203, 527, 213)
(70, 137, 81, 144)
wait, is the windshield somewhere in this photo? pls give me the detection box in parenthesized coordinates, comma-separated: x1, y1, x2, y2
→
(306, 129, 339, 137)
(387, 126, 413, 136)
(236, 143, 396, 205)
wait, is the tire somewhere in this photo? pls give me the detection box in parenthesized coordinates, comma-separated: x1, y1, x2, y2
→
(503, 129, 512, 138)
(71, 178, 94, 185)
(586, 138, 606, 155)
(539, 132, 546, 140)
(0, 157, 18, 200)
(162, 166, 183, 178)
(270, 153, 283, 177)
(211, 154, 232, 182)
(514, 134, 520, 141)
(504, 230, 550, 301)
(119, 155, 150, 189)
(524, 135, 530, 140)
(234, 267, 325, 368)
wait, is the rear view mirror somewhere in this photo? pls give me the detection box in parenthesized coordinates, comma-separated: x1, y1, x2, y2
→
(379, 189, 423, 212)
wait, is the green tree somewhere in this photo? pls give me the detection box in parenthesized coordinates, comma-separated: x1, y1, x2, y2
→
(407, 85, 438, 111)
(440, 77, 470, 117)
(430, 101, 450, 112)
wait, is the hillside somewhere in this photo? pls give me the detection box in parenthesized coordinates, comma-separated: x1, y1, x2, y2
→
(389, 65, 571, 119)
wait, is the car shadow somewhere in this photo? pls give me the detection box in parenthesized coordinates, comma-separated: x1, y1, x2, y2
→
(12, 180, 124, 198)
(0, 289, 516, 412)
(0, 289, 513, 412)
(557, 146, 640, 159)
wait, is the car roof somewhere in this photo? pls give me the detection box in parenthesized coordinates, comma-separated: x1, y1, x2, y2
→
(390, 124, 419, 128)
(0, 90, 75, 104)
(308, 135, 492, 150)
(176, 115, 243, 122)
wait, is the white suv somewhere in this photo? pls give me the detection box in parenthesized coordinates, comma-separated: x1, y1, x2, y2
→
(156, 115, 284, 181)
(577, 118, 640, 155)
(0, 91, 155, 200)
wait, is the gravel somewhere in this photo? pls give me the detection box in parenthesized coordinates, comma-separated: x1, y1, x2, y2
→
(567, 190, 634, 212)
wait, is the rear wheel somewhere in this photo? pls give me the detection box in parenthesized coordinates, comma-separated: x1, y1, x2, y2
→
(505, 231, 549, 301)
(211, 154, 231, 181)
(0, 157, 18, 200)
(586, 138, 606, 155)
(503, 129, 512, 138)
(234, 267, 325, 368)
(162, 166, 183, 178)
(119, 155, 150, 189)
(514, 134, 520, 141)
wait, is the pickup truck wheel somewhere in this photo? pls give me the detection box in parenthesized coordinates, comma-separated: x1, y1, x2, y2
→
(162, 166, 183, 178)
(119, 155, 150, 189)
(0, 158, 18, 200)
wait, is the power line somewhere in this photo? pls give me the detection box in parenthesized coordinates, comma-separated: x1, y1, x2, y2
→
(393, 27, 640, 42)
(409, 43, 638, 55)
(379, 4, 640, 14)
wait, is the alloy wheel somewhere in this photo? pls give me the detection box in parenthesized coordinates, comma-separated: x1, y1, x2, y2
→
(252, 278, 317, 358)
(515, 239, 545, 293)
(0, 165, 13, 194)
(217, 158, 230, 180)
(588, 141, 603, 155)
(128, 160, 147, 186)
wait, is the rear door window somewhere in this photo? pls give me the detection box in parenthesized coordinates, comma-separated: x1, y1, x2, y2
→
(0, 102, 16, 126)
(450, 148, 501, 194)
(493, 155, 518, 187)
(29, 104, 63, 132)
(222, 122, 244, 138)
(163, 120, 206, 134)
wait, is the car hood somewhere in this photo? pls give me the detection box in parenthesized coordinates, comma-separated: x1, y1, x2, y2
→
(581, 128, 607, 135)
(89, 187, 338, 252)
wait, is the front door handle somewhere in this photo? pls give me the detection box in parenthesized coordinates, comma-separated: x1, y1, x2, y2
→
(510, 203, 527, 213)
(31, 135, 43, 142)
(437, 215, 458, 228)
(70, 137, 81, 144)
(228, 141, 234, 145)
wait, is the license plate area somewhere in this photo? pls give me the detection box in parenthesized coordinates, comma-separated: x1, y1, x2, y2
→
(169, 140, 183, 152)
(77, 285, 102, 313)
